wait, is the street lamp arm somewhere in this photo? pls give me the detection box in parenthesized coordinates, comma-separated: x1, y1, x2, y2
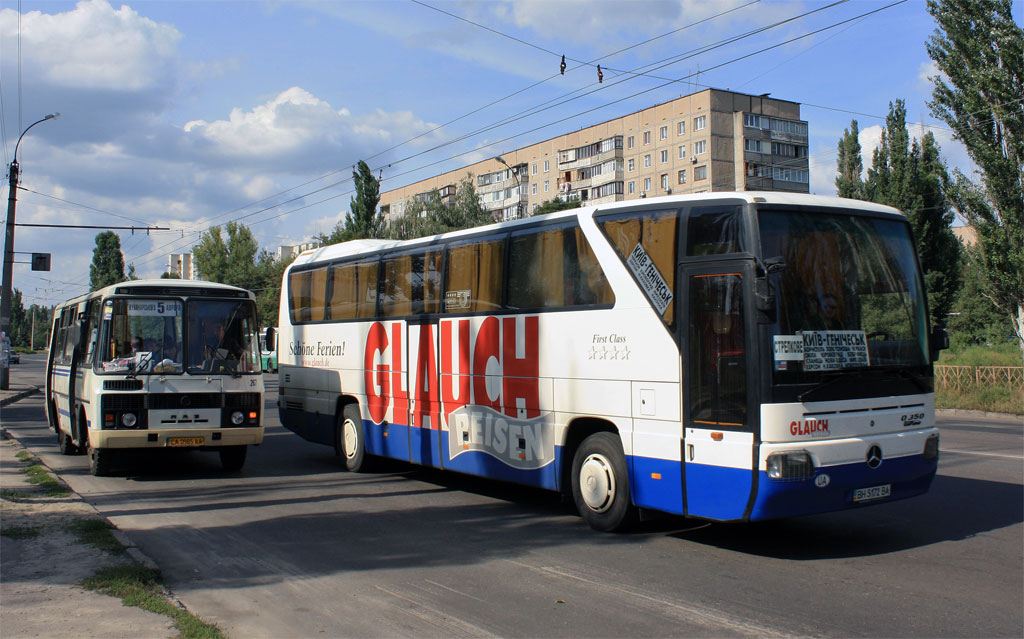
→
(12, 113, 60, 164)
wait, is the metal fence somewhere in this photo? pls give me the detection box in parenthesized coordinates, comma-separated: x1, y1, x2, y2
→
(935, 365, 1024, 391)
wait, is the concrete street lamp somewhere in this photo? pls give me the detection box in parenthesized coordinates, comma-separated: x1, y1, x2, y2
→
(494, 155, 523, 220)
(1, 112, 60, 390)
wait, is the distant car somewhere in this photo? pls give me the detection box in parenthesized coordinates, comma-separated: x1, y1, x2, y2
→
(8, 351, 19, 364)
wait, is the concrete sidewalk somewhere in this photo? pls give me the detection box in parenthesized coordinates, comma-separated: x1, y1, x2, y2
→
(0, 383, 39, 408)
(1, 393, 177, 638)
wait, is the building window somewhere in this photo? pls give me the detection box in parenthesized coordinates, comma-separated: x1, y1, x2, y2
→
(643, 154, 651, 168)
(531, 183, 537, 195)
(643, 131, 651, 145)
(678, 169, 687, 184)
(744, 114, 765, 129)
(677, 121, 686, 136)
(627, 135, 634, 150)
(693, 140, 707, 155)
(660, 126, 668, 140)
(772, 167, 809, 183)
(661, 174, 668, 190)
(694, 165, 707, 181)
(643, 177, 652, 192)
(772, 142, 808, 158)
(628, 181, 635, 194)
(627, 158, 635, 171)
(744, 139, 764, 153)
(678, 145, 686, 160)
(694, 115, 706, 131)
(660, 149, 669, 164)
(544, 180, 550, 192)
(544, 160, 550, 172)
(770, 119, 808, 136)
(592, 181, 624, 199)
(532, 163, 537, 175)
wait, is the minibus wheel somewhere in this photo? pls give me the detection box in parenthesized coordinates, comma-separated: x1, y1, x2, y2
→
(57, 429, 80, 456)
(86, 433, 114, 477)
(337, 403, 368, 472)
(571, 432, 637, 532)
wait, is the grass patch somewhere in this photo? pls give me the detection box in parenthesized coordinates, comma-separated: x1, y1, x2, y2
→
(938, 343, 1023, 367)
(82, 564, 224, 639)
(21, 463, 71, 497)
(65, 519, 126, 555)
(937, 385, 1024, 415)
(15, 450, 33, 462)
(1, 524, 41, 539)
(0, 489, 31, 499)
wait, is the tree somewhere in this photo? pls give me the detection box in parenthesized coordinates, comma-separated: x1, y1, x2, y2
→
(854, 100, 962, 328)
(835, 120, 865, 198)
(926, 0, 1024, 360)
(89, 231, 127, 291)
(320, 160, 383, 244)
(7, 289, 26, 347)
(948, 245, 1015, 347)
(532, 198, 582, 216)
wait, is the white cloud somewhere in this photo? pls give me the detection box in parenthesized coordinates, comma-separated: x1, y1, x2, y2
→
(0, 0, 181, 91)
(859, 124, 884, 171)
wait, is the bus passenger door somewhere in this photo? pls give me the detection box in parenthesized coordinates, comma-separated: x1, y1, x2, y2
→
(407, 318, 443, 467)
(681, 263, 758, 521)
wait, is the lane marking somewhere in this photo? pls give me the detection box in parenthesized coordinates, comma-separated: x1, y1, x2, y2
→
(941, 448, 1023, 460)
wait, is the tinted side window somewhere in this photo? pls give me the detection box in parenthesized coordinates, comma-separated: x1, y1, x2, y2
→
(508, 225, 614, 309)
(288, 270, 311, 324)
(444, 237, 505, 313)
(380, 249, 443, 317)
(686, 205, 745, 256)
(328, 260, 378, 320)
(599, 209, 680, 324)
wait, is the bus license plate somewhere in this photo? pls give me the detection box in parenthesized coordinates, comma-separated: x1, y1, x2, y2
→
(167, 437, 204, 447)
(853, 484, 891, 502)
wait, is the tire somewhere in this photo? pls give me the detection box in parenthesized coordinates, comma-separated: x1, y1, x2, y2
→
(571, 432, 637, 532)
(219, 445, 247, 472)
(86, 431, 114, 477)
(57, 429, 80, 456)
(335, 403, 368, 472)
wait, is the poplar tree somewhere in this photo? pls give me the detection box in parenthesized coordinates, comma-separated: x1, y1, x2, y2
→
(835, 120, 865, 198)
(926, 0, 1024, 360)
(321, 160, 384, 244)
(89, 231, 127, 291)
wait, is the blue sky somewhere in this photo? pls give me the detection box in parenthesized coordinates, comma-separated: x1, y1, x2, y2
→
(1, 0, 1017, 307)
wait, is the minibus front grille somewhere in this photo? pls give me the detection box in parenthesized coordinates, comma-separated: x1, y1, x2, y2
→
(103, 379, 143, 391)
(149, 393, 222, 410)
(225, 393, 261, 409)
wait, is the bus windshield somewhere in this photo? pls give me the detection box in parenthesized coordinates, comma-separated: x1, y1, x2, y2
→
(759, 209, 929, 383)
(185, 300, 260, 375)
(100, 299, 185, 374)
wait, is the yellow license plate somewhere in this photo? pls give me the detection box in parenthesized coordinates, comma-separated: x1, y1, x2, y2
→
(167, 437, 204, 447)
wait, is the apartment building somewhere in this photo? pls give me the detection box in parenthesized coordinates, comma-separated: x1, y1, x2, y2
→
(167, 253, 199, 280)
(378, 88, 809, 223)
(277, 242, 321, 262)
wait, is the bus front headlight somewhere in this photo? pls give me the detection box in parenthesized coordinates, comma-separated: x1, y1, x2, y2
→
(231, 411, 245, 425)
(121, 412, 137, 428)
(766, 451, 815, 481)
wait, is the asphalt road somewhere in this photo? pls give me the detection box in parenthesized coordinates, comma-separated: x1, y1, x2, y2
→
(3, 353, 1022, 638)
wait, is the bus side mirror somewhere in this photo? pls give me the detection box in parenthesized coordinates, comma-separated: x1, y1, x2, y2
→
(265, 327, 276, 352)
(930, 327, 949, 362)
(754, 277, 777, 323)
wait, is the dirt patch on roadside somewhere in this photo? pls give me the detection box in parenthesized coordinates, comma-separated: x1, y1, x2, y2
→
(1, 436, 176, 639)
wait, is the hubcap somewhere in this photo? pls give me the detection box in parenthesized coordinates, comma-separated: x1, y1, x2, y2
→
(579, 453, 615, 512)
(343, 419, 358, 459)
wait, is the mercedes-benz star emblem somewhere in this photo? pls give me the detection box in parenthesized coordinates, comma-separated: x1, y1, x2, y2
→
(866, 445, 883, 469)
(180, 395, 192, 408)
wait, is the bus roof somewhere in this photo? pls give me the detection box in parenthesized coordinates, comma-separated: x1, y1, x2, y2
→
(53, 279, 254, 309)
(291, 192, 905, 268)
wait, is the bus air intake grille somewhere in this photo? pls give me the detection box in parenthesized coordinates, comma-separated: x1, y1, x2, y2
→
(225, 393, 261, 409)
(103, 379, 143, 391)
(149, 393, 222, 410)
(101, 394, 146, 412)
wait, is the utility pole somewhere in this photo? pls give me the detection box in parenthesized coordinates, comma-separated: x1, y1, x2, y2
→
(1, 112, 59, 390)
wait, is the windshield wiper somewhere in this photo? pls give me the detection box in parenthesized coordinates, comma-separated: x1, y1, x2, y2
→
(125, 351, 155, 379)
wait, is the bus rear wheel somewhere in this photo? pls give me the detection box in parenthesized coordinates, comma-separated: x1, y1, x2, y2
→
(336, 403, 368, 472)
(57, 429, 80, 456)
(571, 432, 637, 532)
(219, 445, 247, 472)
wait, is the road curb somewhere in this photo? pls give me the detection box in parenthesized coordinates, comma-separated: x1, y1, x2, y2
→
(936, 408, 1024, 422)
(0, 385, 39, 407)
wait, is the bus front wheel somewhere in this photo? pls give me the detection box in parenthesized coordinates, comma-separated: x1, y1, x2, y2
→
(219, 445, 247, 472)
(86, 434, 114, 477)
(336, 404, 368, 472)
(571, 432, 637, 532)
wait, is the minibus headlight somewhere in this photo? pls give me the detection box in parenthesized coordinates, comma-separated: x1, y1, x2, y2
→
(766, 451, 815, 481)
(231, 411, 245, 425)
(923, 434, 940, 461)
(121, 412, 137, 428)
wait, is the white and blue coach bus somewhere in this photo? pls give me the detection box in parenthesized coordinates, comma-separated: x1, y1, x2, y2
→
(275, 193, 946, 531)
